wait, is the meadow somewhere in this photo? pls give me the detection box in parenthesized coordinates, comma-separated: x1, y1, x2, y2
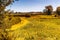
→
(0, 15, 60, 40)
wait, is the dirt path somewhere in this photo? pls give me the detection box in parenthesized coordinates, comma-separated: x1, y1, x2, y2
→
(8, 18, 29, 30)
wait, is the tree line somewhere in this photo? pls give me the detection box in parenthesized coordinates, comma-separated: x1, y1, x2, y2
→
(43, 5, 60, 15)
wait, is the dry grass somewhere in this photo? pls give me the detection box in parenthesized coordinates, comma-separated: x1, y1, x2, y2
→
(0, 15, 60, 40)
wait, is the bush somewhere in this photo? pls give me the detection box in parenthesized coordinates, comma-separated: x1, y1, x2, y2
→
(3, 16, 21, 29)
(25, 14, 31, 18)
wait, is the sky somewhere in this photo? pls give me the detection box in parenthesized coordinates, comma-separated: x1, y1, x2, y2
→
(5, 0, 60, 12)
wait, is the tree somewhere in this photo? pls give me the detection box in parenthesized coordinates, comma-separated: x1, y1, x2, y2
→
(0, 0, 19, 40)
(0, 0, 19, 27)
(43, 5, 53, 15)
(0, 0, 12, 12)
(0, 0, 19, 13)
(43, 9, 48, 14)
(56, 7, 60, 15)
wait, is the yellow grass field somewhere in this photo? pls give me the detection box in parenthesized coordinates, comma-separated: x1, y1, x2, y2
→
(1, 15, 60, 40)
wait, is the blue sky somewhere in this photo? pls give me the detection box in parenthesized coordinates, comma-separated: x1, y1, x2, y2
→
(5, 0, 60, 12)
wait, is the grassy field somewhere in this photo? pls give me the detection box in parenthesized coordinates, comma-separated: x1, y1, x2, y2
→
(1, 15, 60, 40)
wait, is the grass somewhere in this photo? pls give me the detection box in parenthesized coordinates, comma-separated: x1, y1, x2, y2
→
(1, 15, 60, 40)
